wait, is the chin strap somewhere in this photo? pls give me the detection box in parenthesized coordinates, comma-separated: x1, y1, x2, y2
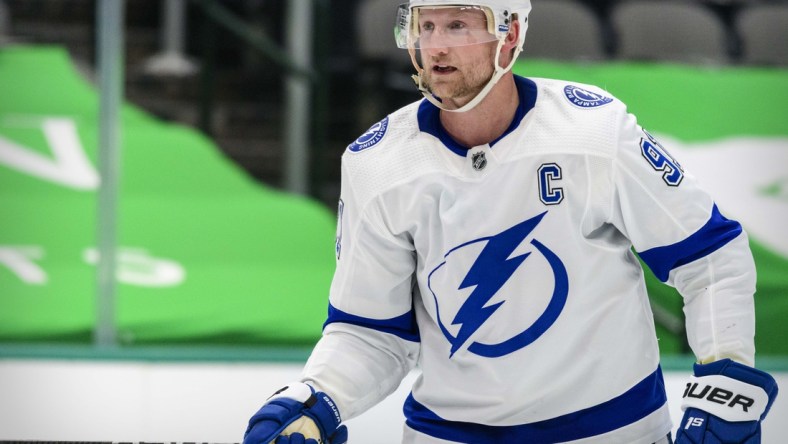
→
(409, 40, 522, 113)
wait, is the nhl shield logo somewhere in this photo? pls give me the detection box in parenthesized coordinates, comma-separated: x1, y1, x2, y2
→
(471, 151, 487, 171)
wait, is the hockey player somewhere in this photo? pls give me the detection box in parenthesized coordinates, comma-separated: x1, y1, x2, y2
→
(243, 1, 778, 443)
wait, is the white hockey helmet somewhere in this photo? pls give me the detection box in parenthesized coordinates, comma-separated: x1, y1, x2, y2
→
(394, 0, 531, 112)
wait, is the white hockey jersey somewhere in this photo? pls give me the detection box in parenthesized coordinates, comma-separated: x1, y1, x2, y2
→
(301, 75, 757, 443)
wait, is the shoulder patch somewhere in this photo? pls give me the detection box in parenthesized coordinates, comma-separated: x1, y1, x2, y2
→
(563, 85, 613, 109)
(347, 117, 389, 153)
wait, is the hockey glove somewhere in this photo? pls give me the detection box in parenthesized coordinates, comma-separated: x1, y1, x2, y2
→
(243, 382, 348, 444)
(675, 359, 778, 443)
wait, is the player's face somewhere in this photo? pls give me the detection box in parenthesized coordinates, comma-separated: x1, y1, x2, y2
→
(416, 7, 498, 107)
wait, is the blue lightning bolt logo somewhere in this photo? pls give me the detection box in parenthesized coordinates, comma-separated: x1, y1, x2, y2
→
(448, 212, 547, 357)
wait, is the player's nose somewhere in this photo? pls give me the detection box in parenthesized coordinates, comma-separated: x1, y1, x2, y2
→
(422, 44, 450, 58)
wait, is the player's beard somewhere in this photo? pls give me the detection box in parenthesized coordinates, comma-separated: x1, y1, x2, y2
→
(421, 47, 496, 107)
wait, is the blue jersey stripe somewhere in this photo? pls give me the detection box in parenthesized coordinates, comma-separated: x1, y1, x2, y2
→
(404, 366, 667, 443)
(324, 303, 420, 342)
(638, 204, 743, 282)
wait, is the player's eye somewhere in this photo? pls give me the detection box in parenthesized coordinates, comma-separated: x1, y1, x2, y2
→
(420, 21, 434, 32)
(448, 21, 466, 31)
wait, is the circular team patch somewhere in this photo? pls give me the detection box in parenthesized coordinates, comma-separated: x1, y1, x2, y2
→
(348, 117, 389, 152)
(563, 85, 613, 108)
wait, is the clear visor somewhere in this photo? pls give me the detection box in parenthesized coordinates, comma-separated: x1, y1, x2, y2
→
(395, 4, 502, 49)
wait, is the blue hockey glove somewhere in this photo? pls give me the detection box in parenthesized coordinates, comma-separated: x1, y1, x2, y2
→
(675, 359, 778, 443)
(243, 382, 348, 444)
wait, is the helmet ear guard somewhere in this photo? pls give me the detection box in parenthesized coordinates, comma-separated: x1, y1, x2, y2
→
(394, 1, 531, 112)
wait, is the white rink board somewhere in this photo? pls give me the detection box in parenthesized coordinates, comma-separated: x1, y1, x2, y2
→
(0, 359, 785, 443)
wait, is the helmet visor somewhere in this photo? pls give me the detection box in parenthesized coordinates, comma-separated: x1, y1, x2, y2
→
(395, 4, 500, 49)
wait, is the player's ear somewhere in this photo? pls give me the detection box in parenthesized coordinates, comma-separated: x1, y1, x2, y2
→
(499, 17, 520, 65)
(502, 16, 520, 52)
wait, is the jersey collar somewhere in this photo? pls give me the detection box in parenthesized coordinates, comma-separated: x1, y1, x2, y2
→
(417, 75, 538, 157)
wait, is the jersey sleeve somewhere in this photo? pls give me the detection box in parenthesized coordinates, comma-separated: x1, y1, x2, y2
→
(300, 155, 420, 420)
(607, 107, 756, 366)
